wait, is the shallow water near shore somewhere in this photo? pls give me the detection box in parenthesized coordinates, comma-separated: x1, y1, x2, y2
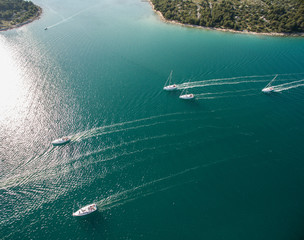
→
(1, 0, 304, 239)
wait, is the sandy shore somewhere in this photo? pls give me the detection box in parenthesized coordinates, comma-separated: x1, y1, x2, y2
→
(147, 0, 304, 37)
(0, 7, 42, 32)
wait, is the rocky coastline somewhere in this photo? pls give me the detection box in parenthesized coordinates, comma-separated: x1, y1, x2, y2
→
(147, 0, 304, 37)
(0, 6, 42, 32)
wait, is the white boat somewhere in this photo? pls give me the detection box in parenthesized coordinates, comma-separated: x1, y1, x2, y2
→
(163, 70, 177, 91)
(262, 74, 278, 93)
(52, 137, 71, 146)
(44, 27, 48, 30)
(179, 79, 194, 99)
(179, 93, 194, 99)
(262, 86, 274, 93)
(72, 203, 97, 217)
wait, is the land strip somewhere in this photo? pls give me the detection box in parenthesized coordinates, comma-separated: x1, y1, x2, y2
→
(148, 0, 304, 36)
(0, 0, 42, 31)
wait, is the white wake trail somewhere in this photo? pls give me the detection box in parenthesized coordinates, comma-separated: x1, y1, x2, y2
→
(273, 79, 304, 92)
(46, 4, 99, 29)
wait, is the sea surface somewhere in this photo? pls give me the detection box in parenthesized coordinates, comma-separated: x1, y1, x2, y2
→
(1, 0, 304, 239)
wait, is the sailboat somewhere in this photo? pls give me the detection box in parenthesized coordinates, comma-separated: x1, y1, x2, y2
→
(52, 136, 71, 146)
(163, 70, 177, 91)
(262, 74, 278, 93)
(72, 203, 97, 217)
(179, 79, 194, 99)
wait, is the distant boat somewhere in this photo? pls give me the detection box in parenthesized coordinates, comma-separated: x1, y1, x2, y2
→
(179, 79, 194, 99)
(262, 74, 278, 93)
(163, 70, 177, 91)
(44, 27, 48, 30)
(52, 137, 71, 146)
(73, 203, 97, 217)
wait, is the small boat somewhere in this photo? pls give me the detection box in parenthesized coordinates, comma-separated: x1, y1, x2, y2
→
(262, 74, 277, 93)
(163, 70, 177, 91)
(44, 27, 48, 30)
(73, 203, 97, 217)
(179, 79, 194, 99)
(51, 137, 71, 146)
(179, 93, 194, 99)
(262, 86, 274, 93)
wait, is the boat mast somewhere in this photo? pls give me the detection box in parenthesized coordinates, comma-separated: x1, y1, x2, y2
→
(164, 70, 173, 87)
(180, 79, 191, 96)
(264, 74, 278, 88)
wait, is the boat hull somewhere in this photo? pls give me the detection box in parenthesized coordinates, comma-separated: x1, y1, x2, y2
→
(52, 137, 71, 146)
(179, 94, 194, 99)
(73, 203, 97, 217)
(163, 85, 177, 91)
(262, 87, 274, 93)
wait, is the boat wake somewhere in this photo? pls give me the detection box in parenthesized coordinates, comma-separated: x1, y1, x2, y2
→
(175, 74, 275, 90)
(97, 158, 231, 211)
(195, 88, 258, 100)
(71, 112, 196, 141)
(0, 112, 203, 189)
(272, 79, 304, 92)
(171, 73, 304, 100)
(45, 4, 101, 29)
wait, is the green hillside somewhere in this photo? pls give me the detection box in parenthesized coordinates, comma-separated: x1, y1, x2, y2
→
(151, 0, 304, 34)
(0, 0, 40, 30)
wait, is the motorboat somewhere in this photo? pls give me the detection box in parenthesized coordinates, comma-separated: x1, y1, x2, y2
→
(44, 27, 48, 30)
(73, 203, 97, 217)
(163, 70, 177, 91)
(52, 137, 71, 146)
(179, 93, 194, 99)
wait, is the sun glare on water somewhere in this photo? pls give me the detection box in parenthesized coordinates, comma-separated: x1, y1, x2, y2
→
(0, 36, 28, 125)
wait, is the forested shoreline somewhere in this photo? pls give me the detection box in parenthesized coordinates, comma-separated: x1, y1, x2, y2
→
(150, 0, 304, 35)
(0, 0, 41, 31)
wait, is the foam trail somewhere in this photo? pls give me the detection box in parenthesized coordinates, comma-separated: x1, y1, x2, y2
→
(98, 183, 187, 211)
(195, 88, 256, 98)
(71, 112, 194, 141)
(193, 73, 304, 85)
(1, 118, 211, 189)
(176, 74, 274, 87)
(73, 117, 198, 141)
(275, 84, 304, 92)
(196, 93, 258, 100)
(176, 79, 268, 90)
(96, 158, 231, 211)
(273, 79, 304, 92)
(176, 73, 304, 90)
(46, 4, 98, 29)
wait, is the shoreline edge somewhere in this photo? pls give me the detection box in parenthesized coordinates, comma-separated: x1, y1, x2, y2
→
(146, 0, 304, 37)
(0, 6, 43, 32)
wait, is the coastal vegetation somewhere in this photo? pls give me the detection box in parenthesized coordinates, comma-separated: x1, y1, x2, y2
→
(151, 0, 304, 34)
(0, 0, 41, 30)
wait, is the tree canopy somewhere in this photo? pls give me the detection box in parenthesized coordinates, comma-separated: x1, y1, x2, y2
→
(0, 0, 40, 29)
(151, 0, 304, 34)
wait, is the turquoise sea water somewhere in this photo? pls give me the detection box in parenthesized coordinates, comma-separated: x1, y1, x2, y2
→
(1, 0, 304, 239)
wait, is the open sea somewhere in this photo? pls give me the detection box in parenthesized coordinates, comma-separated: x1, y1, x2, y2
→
(1, 0, 304, 239)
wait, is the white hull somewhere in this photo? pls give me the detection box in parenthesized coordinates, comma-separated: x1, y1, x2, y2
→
(262, 87, 274, 93)
(73, 203, 97, 217)
(179, 94, 194, 99)
(52, 137, 71, 146)
(163, 84, 177, 91)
